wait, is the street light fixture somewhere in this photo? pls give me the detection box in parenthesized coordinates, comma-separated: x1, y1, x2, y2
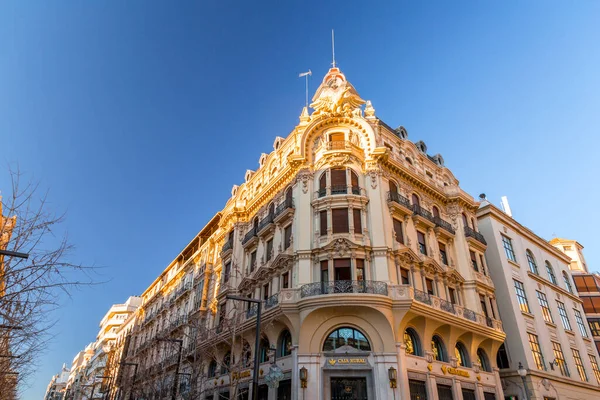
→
(155, 338, 183, 400)
(226, 295, 262, 400)
(517, 362, 530, 400)
(0, 249, 29, 259)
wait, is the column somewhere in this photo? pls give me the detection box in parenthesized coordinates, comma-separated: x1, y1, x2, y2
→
(397, 343, 411, 400)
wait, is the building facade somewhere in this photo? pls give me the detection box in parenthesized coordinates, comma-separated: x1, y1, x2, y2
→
(551, 238, 600, 356)
(44, 364, 71, 400)
(477, 203, 600, 399)
(116, 67, 506, 400)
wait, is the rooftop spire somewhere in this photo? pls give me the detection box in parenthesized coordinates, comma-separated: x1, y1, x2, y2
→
(331, 29, 336, 68)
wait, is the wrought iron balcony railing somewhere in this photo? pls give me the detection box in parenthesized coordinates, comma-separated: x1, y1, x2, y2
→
(242, 227, 258, 245)
(413, 289, 432, 305)
(464, 226, 487, 245)
(300, 280, 388, 298)
(412, 204, 435, 223)
(387, 191, 411, 209)
(274, 198, 294, 217)
(264, 293, 279, 309)
(257, 213, 274, 233)
(221, 240, 233, 254)
(433, 216, 455, 235)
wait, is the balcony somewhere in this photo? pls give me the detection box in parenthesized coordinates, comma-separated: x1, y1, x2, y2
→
(174, 281, 192, 301)
(257, 213, 274, 236)
(220, 240, 233, 257)
(273, 198, 294, 224)
(318, 185, 363, 198)
(411, 204, 436, 229)
(264, 293, 279, 309)
(387, 191, 412, 217)
(464, 226, 487, 246)
(433, 216, 455, 237)
(242, 227, 258, 248)
(300, 280, 388, 298)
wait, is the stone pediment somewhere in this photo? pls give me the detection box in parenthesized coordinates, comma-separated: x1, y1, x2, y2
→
(420, 256, 445, 275)
(320, 238, 361, 258)
(445, 268, 465, 285)
(394, 246, 421, 265)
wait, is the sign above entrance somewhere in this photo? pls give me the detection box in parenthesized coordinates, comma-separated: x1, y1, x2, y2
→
(327, 357, 368, 366)
(440, 365, 470, 378)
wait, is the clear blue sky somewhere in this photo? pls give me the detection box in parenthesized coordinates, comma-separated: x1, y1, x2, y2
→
(1, 1, 599, 398)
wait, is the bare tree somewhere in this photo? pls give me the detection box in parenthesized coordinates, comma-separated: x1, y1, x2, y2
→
(0, 168, 95, 397)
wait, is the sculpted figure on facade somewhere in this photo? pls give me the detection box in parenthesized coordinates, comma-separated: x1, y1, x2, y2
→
(310, 67, 366, 117)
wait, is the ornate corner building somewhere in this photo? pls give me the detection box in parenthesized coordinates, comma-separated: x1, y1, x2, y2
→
(115, 67, 507, 400)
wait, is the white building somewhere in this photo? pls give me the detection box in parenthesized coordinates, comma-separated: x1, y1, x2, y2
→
(477, 201, 600, 399)
(43, 364, 70, 400)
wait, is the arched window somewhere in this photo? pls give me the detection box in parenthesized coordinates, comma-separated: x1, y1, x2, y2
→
(411, 194, 420, 207)
(431, 335, 448, 362)
(220, 352, 231, 374)
(477, 348, 491, 372)
(241, 341, 252, 368)
(563, 271, 573, 293)
(207, 360, 217, 378)
(253, 217, 258, 231)
(455, 342, 470, 367)
(259, 338, 270, 363)
(462, 213, 469, 228)
(350, 170, 359, 194)
(404, 328, 421, 356)
(432, 206, 440, 219)
(545, 261, 557, 285)
(278, 330, 292, 357)
(431, 335, 447, 362)
(285, 187, 293, 203)
(319, 172, 327, 197)
(405, 157, 413, 165)
(526, 250, 539, 275)
(268, 203, 274, 217)
(496, 343, 510, 369)
(389, 181, 398, 194)
(322, 327, 371, 352)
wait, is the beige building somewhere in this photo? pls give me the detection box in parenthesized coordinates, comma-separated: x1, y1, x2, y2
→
(551, 238, 600, 357)
(117, 66, 506, 400)
(477, 202, 600, 399)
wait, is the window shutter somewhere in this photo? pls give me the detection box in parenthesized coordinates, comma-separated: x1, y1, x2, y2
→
(353, 209, 362, 234)
(284, 225, 292, 249)
(320, 210, 328, 235)
(331, 168, 347, 187)
(319, 173, 327, 190)
(393, 219, 404, 243)
(350, 171, 359, 188)
(332, 208, 349, 233)
(334, 258, 351, 269)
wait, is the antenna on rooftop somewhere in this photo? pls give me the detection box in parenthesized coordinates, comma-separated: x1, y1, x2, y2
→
(299, 70, 312, 108)
(331, 29, 336, 68)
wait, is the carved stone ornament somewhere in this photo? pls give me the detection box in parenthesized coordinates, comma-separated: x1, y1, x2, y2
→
(332, 238, 351, 258)
(367, 168, 381, 189)
(315, 153, 353, 170)
(309, 67, 366, 118)
(296, 168, 313, 194)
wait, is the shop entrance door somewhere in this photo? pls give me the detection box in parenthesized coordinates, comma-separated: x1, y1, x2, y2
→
(331, 377, 368, 400)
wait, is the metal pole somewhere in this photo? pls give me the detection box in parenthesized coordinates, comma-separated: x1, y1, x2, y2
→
(252, 301, 261, 400)
(172, 340, 183, 400)
(520, 375, 530, 400)
(0, 250, 29, 259)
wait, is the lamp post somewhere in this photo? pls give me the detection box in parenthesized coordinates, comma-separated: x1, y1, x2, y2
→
(226, 295, 262, 400)
(517, 362, 530, 400)
(120, 362, 138, 400)
(0, 250, 29, 259)
(156, 338, 183, 400)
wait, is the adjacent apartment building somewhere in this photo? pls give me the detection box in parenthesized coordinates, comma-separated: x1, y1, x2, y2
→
(551, 238, 600, 356)
(477, 202, 600, 399)
(116, 66, 506, 400)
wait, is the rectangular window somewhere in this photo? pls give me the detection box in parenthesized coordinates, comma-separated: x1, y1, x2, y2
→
(480, 295, 489, 317)
(528, 333, 546, 370)
(502, 235, 517, 262)
(250, 251, 257, 273)
(282, 272, 289, 289)
(417, 231, 427, 255)
(552, 342, 569, 377)
(320, 210, 328, 235)
(356, 259, 365, 281)
(574, 309, 589, 337)
(449, 287, 457, 304)
(589, 318, 600, 336)
(408, 380, 427, 400)
(437, 384, 453, 400)
(426, 278, 435, 296)
(393, 218, 404, 244)
(479, 254, 486, 275)
(331, 168, 347, 190)
(284, 225, 292, 250)
(223, 262, 231, 284)
(590, 354, 600, 384)
(557, 301, 572, 330)
(439, 242, 448, 265)
(353, 209, 362, 234)
(320, 260, 329, 283)
(536, 291, 553, 323)
(263, 283, 269, 300)
(400, 268, 410, 285)
(461, 389, 476, 400)
(583, 297, 600, 314)
(470, 250, 479, 272)
(513, 280, 530, 313)
(572, 349, 588, 381)
(332, 208, 349, 234)
(266, 239, 273, 262)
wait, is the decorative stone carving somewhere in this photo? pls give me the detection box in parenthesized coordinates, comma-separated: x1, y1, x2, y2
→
(296, 168, 313, 194)
(368, 168, 380, 189)
(310, 68, 366, 118)
(364, 100, 375, 118)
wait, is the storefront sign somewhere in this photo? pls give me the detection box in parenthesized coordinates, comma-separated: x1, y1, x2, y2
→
(327, 357, 368, 366)
(231, 369, 252, 381)
(440, 365, 470, 377)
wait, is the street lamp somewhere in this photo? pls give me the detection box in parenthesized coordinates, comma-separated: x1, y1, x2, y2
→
(0, 249, 29, 259)
(155, 338, 183, 400)
(120, 362, 138, 400)
(226, 295, 262, 400)
(517, 362, 530, 400)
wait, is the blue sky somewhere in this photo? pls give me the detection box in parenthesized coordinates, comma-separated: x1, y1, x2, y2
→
(1, 1, 599, 398)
